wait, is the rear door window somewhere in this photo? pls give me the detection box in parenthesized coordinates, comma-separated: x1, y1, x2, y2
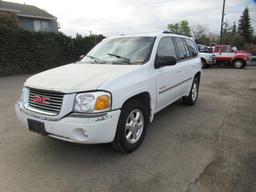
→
(220, 46, 228, 53)
(214, 47, 220, 52)
(174, 37, 191, 59)
(157, 37, 177, 58)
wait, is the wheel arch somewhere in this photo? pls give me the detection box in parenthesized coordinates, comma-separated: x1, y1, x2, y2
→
(201, 58, 207, 63)
(120, 92, 152, 122)
(194, 71, 201, 84)
(232, 58, 246, 66)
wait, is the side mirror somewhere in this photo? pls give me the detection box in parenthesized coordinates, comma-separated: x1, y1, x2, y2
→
(155, 56, 177, 68)
(79, 55, 85, 61)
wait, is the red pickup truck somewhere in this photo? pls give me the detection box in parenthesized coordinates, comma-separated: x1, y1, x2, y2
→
(213, 45, 251, 69)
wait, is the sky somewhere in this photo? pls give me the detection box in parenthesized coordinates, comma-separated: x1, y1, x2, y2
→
(8, 0, 256, 37)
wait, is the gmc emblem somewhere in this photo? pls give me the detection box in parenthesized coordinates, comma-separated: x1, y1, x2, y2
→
(32, 96, 49, 105)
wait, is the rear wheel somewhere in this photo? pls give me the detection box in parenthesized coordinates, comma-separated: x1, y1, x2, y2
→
(233, 59, 245, 69)
(111, 99, 149, 153)
(183, 77, 199, 105)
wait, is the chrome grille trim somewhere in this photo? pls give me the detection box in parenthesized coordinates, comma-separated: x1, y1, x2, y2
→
(27, 88, 64, 116)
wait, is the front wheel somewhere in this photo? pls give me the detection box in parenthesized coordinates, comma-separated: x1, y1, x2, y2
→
(233, 59, 245, 69)
(111, 99, 149, 153)
(183, 77, 199, 105)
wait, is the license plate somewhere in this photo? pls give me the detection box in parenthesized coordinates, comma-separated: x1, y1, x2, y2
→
(27, 119, 47, 136)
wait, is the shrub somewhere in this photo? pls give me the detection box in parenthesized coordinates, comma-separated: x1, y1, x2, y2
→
(0, 27, 104, 76)
(0, 11, 19, 28)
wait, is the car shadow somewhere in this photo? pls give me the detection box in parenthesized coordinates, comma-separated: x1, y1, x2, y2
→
(21, 98, 194, 171)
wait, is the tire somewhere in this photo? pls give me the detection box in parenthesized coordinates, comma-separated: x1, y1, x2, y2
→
(201, 59, 209, 69)
(183, 77, 199, 105)
(233, 59, 245, 69)
(111, 99, 149, 153)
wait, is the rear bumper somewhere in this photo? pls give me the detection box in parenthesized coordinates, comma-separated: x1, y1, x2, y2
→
(15, 102, 121, 144)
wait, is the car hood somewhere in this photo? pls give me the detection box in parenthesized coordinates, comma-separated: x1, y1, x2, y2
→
(235, 51, 249, 56)
(25, 63, 139, 93)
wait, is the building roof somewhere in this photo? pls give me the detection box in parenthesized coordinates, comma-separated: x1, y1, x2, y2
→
(0, 0, 56, 20)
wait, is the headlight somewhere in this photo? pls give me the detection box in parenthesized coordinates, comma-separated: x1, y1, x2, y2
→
(73, 91, 111, 113)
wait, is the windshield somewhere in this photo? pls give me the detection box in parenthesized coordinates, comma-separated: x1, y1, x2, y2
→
(197, 45, 209, 53)
(80, 37, 155, 65)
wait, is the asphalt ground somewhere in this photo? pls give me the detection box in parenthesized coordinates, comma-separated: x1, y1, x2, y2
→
(0, 66, 256, 192)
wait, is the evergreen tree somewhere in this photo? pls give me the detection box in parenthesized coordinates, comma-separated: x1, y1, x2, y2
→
(238, 7, 254, 43)
(232, 22, 237, 34)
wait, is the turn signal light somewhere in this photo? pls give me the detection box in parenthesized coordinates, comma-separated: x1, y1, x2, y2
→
(95, 95, 110, 111)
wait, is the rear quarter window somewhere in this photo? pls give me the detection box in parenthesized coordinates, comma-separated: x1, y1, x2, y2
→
(214, 46, 228, 53)
(174, 37, 191, 59)
(185, 39, 198, 57)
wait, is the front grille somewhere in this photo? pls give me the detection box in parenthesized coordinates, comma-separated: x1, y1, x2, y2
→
(28, 88, 64, 115)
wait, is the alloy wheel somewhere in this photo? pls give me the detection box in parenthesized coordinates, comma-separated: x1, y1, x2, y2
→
(125, 109, 144, 144)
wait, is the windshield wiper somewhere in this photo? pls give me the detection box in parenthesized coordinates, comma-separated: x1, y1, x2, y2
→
(85, 55, 100, 62)
(107, 53, 130, 63)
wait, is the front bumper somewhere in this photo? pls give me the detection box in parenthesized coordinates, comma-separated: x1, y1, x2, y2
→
(15, 102, 121, 144)
(206, 59, 214, 64)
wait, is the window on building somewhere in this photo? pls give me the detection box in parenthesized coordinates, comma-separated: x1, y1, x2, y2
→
(41, 21, 49, 31)
(33, 20, 41, 32)
(33, 20, 49, 32)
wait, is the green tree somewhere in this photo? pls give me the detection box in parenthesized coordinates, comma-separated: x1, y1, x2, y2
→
(238, 7, 254, 43)
(196, 34, 210, 45)
(220, 22, 246, 49)
(167, 20, 191, 36)
(0, 11, 19, 28)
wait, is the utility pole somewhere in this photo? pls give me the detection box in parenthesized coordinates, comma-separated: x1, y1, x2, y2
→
(220, 0, 226, 44)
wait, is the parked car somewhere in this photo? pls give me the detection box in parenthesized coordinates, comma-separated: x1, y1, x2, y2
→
(213, 45, 251, 69)
(15, 33, 201, 152)
(242, 50, 256, 65)
(197, 44, 214, 68)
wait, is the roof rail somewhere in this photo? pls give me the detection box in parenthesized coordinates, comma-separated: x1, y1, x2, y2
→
(162, 31, 173, 34)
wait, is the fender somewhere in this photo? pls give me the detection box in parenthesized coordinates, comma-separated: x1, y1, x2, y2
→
(118, 88, 156, 122)
(231, 53, 248, 63)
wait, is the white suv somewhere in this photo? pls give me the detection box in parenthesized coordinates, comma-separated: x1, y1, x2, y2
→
(16, 33, 201, 152)
(197, 44, 214, 68)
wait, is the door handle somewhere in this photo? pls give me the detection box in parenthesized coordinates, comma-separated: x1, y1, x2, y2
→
(176, 69, 181, 73)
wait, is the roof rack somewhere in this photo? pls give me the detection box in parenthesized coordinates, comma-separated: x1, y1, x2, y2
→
(162, 31, 173, 34)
